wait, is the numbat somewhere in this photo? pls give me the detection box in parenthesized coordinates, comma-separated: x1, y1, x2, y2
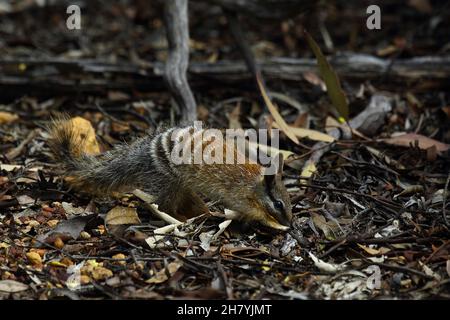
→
(47, 118, 292, 234)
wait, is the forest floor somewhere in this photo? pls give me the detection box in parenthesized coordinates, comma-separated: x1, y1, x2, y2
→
(0, 0, 449, 299)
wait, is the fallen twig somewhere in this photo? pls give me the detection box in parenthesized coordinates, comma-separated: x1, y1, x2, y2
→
(133, 189, 182, 225)
(6, 129, 38, 161)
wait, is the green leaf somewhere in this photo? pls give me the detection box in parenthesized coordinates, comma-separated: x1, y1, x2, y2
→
(303, 30, 349, 120)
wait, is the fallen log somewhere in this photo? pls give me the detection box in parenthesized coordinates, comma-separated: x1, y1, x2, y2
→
(0, 54, 449, 98)
(195, 0, 316, 19)
(188, 54, 450, 83)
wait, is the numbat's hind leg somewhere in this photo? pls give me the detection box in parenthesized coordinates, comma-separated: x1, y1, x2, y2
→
(157, 187, 209, 221)
(175, 189, 209, 219)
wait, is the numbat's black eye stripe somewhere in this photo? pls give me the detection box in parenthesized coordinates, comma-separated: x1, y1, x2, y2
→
(264, 180, 286, 214)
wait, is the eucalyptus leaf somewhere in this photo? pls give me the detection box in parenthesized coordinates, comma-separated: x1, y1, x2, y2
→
(304, 30, 349, 120)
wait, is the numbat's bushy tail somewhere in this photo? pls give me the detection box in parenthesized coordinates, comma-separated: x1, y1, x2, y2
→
(48, 116, 149, 195)
(47, 117, 292, 233)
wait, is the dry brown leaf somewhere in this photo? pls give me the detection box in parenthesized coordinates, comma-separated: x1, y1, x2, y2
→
(199, 230, 215, 252)
(111, 122, 130, 133)
(0, 111, 19, 124)
(146, 261, 182, 284)
(105, 206, 141, 226)
(221, 245, 270, 259)
(383, 133, 450, 155)
(0, 280, 29, 293)
(247, 140, 294, 160)
(0, 164, 22, 171)
(394, 185, 424, 198)
(357, 244, 391, 255)
(38, 214, 95, 243)
(269, 92, 308, 113)
(48, 261, 67, 268)
(145, 224, 178, 248)
(308, 251, 345, 273)
(12, 176, 35, 184)
(256, 74, 299, 144)
(303, 71, 326, 90)
(325, 116, 344, 134)
(366, 146, 405, 170)
(300, 161, 317, 180)
(272, 122, 335, 143)
(17, 195, 35, 205)
(311, 212, 339, 239)
(213, 220, 232, 240)
(0, 242, 10, 249)
(0, 164, 42, 172)
(325, 115, 371, 141)
(293, 112, 309, 128)
(107, 91, 130, 101)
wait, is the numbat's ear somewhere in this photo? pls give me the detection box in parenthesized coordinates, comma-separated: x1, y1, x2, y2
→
(262, 153, 284, 186)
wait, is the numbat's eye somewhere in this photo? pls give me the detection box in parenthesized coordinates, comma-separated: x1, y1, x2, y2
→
(274, 200, 284, 211)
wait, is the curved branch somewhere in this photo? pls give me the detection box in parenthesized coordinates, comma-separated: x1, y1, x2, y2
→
(163, 0, 197, 122)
